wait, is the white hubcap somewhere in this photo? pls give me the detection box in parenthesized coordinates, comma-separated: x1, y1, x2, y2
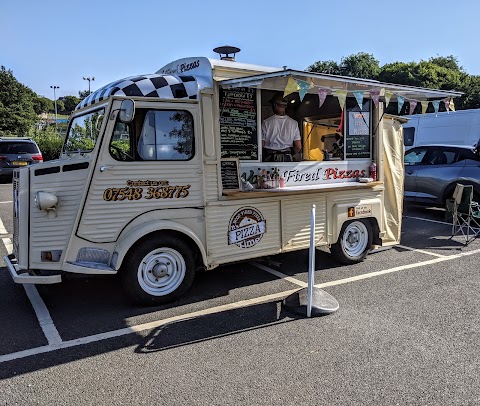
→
(137, 248, 186, 296)
(341, 222, 368, 258)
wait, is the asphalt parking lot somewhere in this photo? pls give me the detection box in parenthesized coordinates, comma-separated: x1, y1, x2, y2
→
(1, 181, 480, 405)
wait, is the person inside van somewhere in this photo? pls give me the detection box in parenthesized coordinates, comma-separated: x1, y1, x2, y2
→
(262, 93, 301, 162)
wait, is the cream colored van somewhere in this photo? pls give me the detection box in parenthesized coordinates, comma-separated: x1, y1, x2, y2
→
(4, 52, 461, 305)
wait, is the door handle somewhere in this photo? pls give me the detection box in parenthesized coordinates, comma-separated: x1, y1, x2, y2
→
(100, 166, 113, 172)
(406, 170, 414, 175)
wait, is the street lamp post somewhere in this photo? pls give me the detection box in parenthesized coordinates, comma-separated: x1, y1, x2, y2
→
(83, 76, 95, 94)
(50, 85, 60, 132)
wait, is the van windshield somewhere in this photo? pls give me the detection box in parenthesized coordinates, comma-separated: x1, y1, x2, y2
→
(63, 108, 105, 154)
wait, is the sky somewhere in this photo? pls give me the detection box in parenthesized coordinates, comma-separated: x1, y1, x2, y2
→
(2, 0, 480, 100)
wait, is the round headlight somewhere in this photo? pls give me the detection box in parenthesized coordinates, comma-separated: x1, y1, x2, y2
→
(35, 191, 58, 211)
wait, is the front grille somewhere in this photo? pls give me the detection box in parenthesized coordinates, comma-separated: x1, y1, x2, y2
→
(12, 176, 19, 256)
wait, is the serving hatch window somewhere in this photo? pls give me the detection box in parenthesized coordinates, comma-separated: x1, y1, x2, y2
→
(63, 108, 105, 153)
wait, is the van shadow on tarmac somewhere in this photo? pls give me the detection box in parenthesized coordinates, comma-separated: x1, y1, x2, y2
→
(0, 298, 302, 380)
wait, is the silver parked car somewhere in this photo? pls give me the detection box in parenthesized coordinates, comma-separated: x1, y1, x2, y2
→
(404, 144, 480, 207)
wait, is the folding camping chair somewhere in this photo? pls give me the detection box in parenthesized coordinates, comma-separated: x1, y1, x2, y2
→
(451, 184, 480, 244)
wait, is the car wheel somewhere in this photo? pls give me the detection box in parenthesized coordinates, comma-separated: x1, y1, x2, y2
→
(331, 219, 373, 265)
(120, 233, 196, 305)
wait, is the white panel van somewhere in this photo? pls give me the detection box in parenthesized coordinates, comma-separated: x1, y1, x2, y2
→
(404, 109, 480, 151)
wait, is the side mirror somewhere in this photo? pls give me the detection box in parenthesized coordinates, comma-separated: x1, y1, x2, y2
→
(110, 99, 135, 122)
(119, 99, 135, 123)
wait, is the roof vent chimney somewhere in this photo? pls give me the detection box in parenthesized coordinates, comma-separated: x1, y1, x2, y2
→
(213, 46, 241, 61)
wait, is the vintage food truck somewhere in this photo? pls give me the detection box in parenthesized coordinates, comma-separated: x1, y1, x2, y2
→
(4, 48, 461, 305)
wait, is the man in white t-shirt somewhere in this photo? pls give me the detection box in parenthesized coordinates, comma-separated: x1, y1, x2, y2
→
(261, 93, 301, 162)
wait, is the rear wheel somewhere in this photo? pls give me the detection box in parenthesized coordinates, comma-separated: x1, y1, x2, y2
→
(120, 234, 196, 305)
(331, 219, 372, 265)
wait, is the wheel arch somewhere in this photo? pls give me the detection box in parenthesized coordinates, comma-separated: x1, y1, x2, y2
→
(332, 216, 379, 247)
(330, 218, 374, 265)
(330, 198, 383, 245)
(113, 220, 207, 271)
(442, 181, 480, 204)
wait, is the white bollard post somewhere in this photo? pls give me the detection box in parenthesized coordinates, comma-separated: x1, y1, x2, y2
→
(307, 204, 316, 318)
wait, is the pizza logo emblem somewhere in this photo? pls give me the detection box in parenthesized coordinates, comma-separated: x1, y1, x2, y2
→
(228, 207, 266, 249)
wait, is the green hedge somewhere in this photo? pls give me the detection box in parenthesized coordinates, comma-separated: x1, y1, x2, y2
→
(30, 126, 64, 161)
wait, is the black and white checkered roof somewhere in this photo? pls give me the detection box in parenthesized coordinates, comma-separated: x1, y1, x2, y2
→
(75, 74, 198, 110)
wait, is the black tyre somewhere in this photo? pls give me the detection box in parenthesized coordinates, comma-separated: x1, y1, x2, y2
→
(331, 219, 373, 265)
(120, 234, 196, 305)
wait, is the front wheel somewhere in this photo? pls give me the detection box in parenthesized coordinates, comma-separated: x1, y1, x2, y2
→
(330, 219, 373, 265)
(120, 234, 196, 305)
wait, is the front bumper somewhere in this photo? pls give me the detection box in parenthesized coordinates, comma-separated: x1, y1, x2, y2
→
(3, 254, 62, 284)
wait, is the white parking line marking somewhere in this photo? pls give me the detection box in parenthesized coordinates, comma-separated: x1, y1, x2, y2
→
(23, 285, 63, 345)
(1, 235, 63, 346)
(404, 215, 451, 226)
(0, 288, 300, 363)
(0, 201, 13, 204)
(251, 261, 307, 287)
(315, 248, 480, 289)
(2, 238, 12, 253)
(0, 218, 7, 234)
(396, 244, 447, 258)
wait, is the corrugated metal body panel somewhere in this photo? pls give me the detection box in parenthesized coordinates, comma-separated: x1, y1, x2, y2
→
(13, 171, 30, 269)
(204, 162, 219, 202)
(29, 170, 88, 268)
(205, 201, 281, 266)
(12, 177, 19, 255)
(281, 195, 327, 251)
(77, 164, 204, 242)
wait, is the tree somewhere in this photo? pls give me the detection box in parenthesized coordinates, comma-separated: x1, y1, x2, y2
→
(62, 95, 81, 113)
(308, 52, 380, 80)
(308, 53, 479, 110)
(55, 99, 65, 113)
(33, 96, 54, 115)
(78, 90, 90, 99)
(307, 60, 341, 75)
(378, 58, 464, 90)
(457, 75, 480, 110)
(339, 52, 380, 79)
(378, 57, 467, 109)
(428, 56, 464, 73)
(0, 66, 38, 136)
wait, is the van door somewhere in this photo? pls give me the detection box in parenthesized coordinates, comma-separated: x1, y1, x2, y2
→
(77, 100, 204, 243)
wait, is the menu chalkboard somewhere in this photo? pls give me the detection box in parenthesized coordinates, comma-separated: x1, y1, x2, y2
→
(219, 87, 258, 160)
(345, 111, 371, 158)
(220, 159, 241, 191)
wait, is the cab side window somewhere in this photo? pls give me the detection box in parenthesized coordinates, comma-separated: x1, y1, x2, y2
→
(110, 122, 135, 161)
(137, 110, 194, 161)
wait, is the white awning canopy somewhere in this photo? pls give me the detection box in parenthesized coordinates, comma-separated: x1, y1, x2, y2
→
(218, 69, 463, 101)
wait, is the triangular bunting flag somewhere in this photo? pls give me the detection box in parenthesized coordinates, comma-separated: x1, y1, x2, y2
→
(370, 88, 381, 107)
(353, 91, 364, 110)
(444, 98, 450, 112)
(449, 98, 455, 112)
(337, 109, 344, 134)
(284, 77, 299, 98)
(334, 89, 348, 110)
(421, 101, 429, 114)
(318, 88, 328, 108)
(432, 100, 440, 115)
(397, 95, 405, 114)
(409, 100, 418, 115)
(385, 91, 393, 108)
(297, 80, 311, 102)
